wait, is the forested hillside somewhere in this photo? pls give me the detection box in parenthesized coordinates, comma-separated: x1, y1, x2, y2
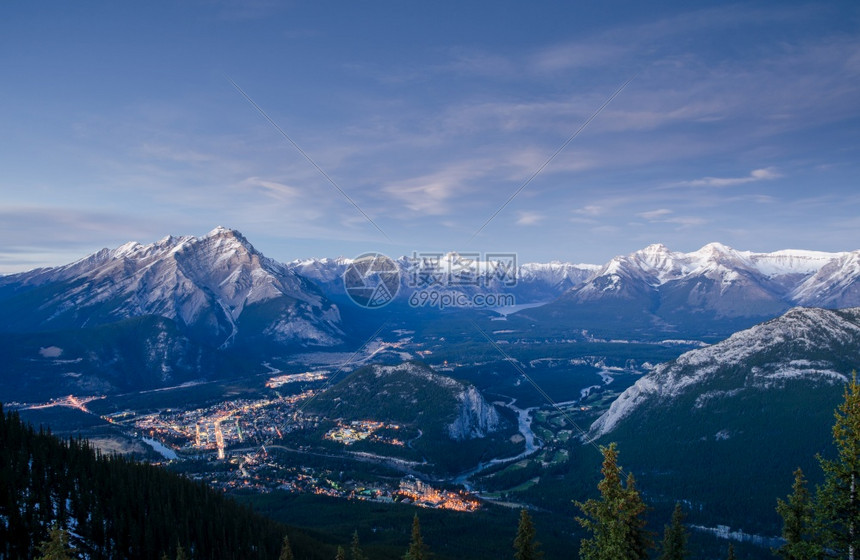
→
(0, 405, 323, 560)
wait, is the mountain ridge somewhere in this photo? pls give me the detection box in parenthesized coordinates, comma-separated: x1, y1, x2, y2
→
(0, 226, 345, 348)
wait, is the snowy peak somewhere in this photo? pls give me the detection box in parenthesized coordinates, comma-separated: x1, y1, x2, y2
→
(791, 250, 860, 308)
(561, 243, 854, 311)
(0, 228, 344, 348)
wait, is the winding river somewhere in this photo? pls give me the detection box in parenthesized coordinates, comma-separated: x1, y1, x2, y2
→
(453, 399, 542, 488)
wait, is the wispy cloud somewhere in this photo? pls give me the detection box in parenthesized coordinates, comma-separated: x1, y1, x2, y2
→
(236, 176, 302, 202)
(636, 208, 706, 228)
(638, 208, 673, 220)
(673, 167, 782, 188)
(516, 211, 544, 226)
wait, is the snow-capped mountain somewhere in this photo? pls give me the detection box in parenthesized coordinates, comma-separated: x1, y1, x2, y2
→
(564, 242, 849, 310)
(790, 251, 860, 308)
(524, 243, 858, 338)
(287, 254, 600, 305)
(589, 306, 860, 439)
(0, 227, 344, 348)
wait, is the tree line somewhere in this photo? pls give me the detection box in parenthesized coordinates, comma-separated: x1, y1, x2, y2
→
(0, 405, 314, 559)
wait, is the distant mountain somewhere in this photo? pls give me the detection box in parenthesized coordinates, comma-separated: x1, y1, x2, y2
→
(585, 306, 860, 534)
(288, 255, 600, 305)
(521, 243, 857, 339)
(791, 251, 860, 308)
(0, 226, 344, 348)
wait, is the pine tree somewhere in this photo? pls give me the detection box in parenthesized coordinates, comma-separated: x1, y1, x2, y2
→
(775, 468, 821, 559)
(659, 503, 688, 560)
(404, 514, 428, 560)
(351, 530, 367, 560)
(336, 545, 347, 560)
(576, 443, 652, 560)
(35, 523, 77, 560)
(815, 371, 860, 558)
(513, 509, 542, 560)
(279, 535, 295, 560)
(726, 542, 736, 560)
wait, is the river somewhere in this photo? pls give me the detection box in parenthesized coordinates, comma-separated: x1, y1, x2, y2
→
(453, 399, 542, 488)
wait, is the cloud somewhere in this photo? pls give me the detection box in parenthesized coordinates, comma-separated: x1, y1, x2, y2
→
(674, 167, 782, 188)
(635, 208, 706, 228)
(236, 177, 302, 202)
(638, 208, 673, 220)
(516, 211, 544, 226)
(384, 174, 461, 215)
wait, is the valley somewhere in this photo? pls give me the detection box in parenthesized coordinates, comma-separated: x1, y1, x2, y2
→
(10, 333, 671, 512)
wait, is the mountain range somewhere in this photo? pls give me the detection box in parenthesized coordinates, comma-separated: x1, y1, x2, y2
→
(519, 243, 860, 339)
(1, 228, 858, 399)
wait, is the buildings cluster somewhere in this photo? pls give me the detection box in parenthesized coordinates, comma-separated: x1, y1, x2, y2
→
(265, 371, 329, 389)
(107, 391, 316, 458)
(195, 452, 481, 512)
(324, 419, 405, 446)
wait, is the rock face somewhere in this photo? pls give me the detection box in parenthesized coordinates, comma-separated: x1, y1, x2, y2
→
(448, 385, 501, 441)
(0, 226, 344, 348)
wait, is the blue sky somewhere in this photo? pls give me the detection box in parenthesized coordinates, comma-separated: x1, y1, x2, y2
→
(1, 1, 859, 273)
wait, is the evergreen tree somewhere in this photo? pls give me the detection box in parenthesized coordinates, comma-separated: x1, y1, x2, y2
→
(775, 468, 821, 559)
(659, 503, 688, 560)
(816, 372, 860, 558)
(727, 543, 736, 560)
(513, 509, 542, 560)
(35, 523, 77, 560)
(279, 535, 295, 560)
(336, 545, 347, 560)
(404, 514, 428, 560)
(175, 543, 188, 560)
(576, 443, 652, 560)
(351, 530, 367, 560)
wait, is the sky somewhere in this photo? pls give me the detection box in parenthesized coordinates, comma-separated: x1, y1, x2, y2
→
(1, 1, 859, 274)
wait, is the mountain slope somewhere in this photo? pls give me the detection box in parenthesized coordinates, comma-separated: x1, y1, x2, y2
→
(0, 316, 254, 401)
(585, 306, 860, 534)
(0, 227, 344, 348)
